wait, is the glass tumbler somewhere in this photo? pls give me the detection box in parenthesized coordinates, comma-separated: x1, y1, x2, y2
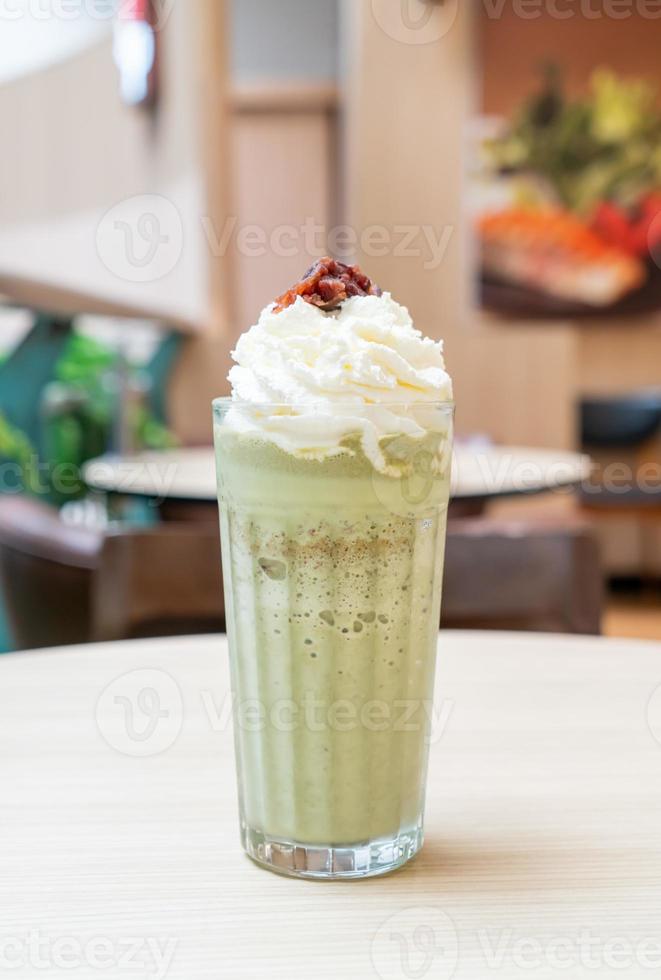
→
(213, 398, 453, 879)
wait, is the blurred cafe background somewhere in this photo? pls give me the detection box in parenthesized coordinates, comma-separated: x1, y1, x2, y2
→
(1, 0, 661, 652)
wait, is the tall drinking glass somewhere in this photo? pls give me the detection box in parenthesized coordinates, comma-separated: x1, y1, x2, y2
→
(213, 399, 454, 879)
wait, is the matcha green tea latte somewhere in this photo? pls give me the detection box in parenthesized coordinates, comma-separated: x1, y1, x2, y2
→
(213, 258, 454, 879)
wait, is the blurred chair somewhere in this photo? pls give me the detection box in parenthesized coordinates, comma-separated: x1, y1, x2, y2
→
(580, 391, 661, 451)
(579, 390, 661, 510)
(579, 391, 661, 578)
(442, 517, 603, 634)
(0, 497, 224, 650)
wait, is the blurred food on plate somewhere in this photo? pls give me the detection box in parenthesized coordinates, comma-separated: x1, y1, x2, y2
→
(476, 67, 661, 315)
(479, 208, 645, 307)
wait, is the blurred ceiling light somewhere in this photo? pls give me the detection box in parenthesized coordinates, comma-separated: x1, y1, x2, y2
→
(113, 0, 158, 108)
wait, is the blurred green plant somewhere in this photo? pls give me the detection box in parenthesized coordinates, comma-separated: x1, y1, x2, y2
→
(0, 410, 40, 494)
(56, 331, 116, 386)
(42, 332, 177, 503)
(485, 66, 661, 215)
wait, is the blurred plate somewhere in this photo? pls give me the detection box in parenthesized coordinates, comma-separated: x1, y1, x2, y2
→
(480, 260, 661, 320)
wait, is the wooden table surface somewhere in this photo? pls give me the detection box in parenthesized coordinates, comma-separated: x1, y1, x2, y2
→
(84, 445, 591, 503)
(2, 631, 661, 979)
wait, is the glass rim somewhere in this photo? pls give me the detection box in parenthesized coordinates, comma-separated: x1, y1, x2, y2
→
(213, 396, 455, 413)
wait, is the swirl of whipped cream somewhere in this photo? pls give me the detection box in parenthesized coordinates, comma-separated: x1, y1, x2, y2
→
(225, 292, 453, 474)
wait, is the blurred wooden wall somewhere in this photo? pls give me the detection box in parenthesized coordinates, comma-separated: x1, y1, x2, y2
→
(344, 0, 661, 451)
(480, 6, 661, 427)
(344, 0, 577, 448)
(6, 1, 658, 448)
(181, 3, 661, 445)
(480, 5, 661, 115)
(172, 78, 340, 443)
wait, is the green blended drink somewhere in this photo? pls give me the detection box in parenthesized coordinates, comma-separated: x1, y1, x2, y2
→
(213, 258, 454, 878)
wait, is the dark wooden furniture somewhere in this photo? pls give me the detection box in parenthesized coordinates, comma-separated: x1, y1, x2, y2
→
(0, 497, 224, 650)
(579, 391, 661, 578)
(443, 517, 603, 635)
(0, 499, 602, 651)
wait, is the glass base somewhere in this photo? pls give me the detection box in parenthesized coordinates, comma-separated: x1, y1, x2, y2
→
(241, 823, 423, 880)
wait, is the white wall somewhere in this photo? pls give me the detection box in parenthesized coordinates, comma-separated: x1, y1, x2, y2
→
(0, 3, 213, 329)
(231, 0, 338, 82)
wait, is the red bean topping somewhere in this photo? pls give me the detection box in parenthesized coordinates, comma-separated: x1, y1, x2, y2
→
(273, 257, 382, 313)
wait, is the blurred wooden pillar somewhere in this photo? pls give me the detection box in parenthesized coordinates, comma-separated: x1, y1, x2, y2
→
(230, 83, 340, 335)
(344, 0, 475, 330)
(169, 0, 234, 445)
(199, 0, 233, 342)
(343, 1, 578, 450)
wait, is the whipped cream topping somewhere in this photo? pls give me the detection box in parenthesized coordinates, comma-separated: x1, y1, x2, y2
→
(225, 292, 453, 474)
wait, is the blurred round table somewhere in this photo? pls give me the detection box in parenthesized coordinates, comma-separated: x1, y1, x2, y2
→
(1, 630, 660, 979)
(84, 445, 591, 519)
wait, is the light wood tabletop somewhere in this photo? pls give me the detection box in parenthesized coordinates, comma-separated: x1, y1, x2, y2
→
(83, 445, 591, 504)
(2, 631, 661, 978)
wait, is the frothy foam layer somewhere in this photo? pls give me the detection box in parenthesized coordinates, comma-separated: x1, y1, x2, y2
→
(226, 292, 453, 475)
